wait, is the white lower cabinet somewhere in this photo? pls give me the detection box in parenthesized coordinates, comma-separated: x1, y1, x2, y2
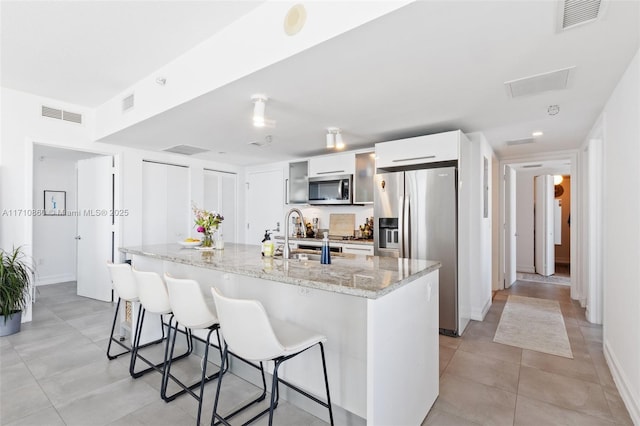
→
(342, 244, 374, 255)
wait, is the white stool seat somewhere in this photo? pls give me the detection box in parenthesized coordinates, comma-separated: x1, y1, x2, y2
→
(211, 287, 334, 426)
(164, 274, 225, 426)
(106, 262, 139, 360)
(268, 317, 326, 357)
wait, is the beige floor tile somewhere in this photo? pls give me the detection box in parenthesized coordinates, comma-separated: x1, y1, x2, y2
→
(439, 345, 456, 377)
(604, 389, 634, 425)
(438, 334, 461, 349)
(521, 349, 599, 384)
(458, 339, 522, 364)
(435, 373, 516, 426)
(461, 320, 498, 341)
(514, 395, 617, 426)
(445, 350, 520, 393)
(422, 406, 482, 426)
(518, 366, 612, 421)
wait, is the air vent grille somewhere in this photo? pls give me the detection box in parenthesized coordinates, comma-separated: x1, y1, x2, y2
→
(42, 105, 82, 124)
(163, 145, 209, 156)
(42, 106, 62, 120)
(505, 67, 573, 98)
(562, 0, 602, 30)
(523, 164, 543, 168)
(506, 138, 535, 146)
(122, 94, 135, 112)
(63, 111, 82, 124)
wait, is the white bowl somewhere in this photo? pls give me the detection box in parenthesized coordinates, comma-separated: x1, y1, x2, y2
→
(178, 240, 202, 248)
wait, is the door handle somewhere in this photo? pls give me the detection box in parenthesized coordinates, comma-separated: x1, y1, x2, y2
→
(398, 195, 405, 258)
(75, 235, 81, 240)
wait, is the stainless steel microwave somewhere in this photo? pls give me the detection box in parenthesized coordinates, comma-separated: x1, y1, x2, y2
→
(308, 174, 353, 205)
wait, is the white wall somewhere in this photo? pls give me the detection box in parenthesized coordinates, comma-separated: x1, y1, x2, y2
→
(0, 87, 244, 321)
(516, 170, 536, 273)
(32, 156, 77, 285)
(600, 49, 640, 425)
(466, 132, 494, 321)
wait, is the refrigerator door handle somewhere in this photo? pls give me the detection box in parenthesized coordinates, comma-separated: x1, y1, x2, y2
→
(398, 195, 405, 258)
(404, 195, 411, 258)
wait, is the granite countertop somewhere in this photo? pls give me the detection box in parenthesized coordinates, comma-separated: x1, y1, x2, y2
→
(273, 235, 374, 246)
(120, 243, 440, 299)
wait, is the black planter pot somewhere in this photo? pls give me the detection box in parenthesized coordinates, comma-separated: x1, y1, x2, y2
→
(0, 311, 22, 337)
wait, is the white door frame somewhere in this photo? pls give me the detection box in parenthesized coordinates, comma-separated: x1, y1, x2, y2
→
(26, 140, 121, 311)
(498, 151, 579, 296)
(586, 136, 604, 324)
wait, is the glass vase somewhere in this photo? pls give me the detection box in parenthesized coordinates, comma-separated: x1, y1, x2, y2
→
(202, 232, 214, 248)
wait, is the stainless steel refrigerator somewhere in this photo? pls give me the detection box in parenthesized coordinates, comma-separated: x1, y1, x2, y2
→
(374, 165, 459, 335)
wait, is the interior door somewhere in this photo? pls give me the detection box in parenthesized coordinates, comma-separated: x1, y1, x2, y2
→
(504, 166, 517, 287)
(77, 156, 113, 301)
(535, 175, 555, 276)
(204, 170, 237, 243)
(246, 169, 283, 245)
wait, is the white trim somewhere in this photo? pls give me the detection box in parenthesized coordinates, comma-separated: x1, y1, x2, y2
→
(471, 298, 492, 321)
(517, 265, 536, 273)
(35, 273, 76, 286)
(604, 340, 640, 425)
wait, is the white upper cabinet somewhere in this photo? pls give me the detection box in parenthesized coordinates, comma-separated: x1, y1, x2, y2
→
(309, 152, 356, 177)
(375, 131, 460, 169)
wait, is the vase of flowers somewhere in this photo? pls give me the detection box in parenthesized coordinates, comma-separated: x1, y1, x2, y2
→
(192, 204, 224, 248)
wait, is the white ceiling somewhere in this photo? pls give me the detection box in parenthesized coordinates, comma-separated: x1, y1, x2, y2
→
(3, 1, 639, 166)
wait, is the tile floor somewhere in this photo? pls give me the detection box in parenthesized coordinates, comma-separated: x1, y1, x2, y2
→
(1, 281, 633, 426)
(422, 280, 633, 426)
(0, 282, 325, 426)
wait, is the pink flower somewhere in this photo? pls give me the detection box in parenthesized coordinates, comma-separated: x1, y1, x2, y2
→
(197, 226, 205, 233)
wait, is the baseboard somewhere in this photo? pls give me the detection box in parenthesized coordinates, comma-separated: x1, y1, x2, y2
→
(517, 265, 535, 273)
(471, 298, 491, 321)
(603, 339, 640, 425)
(35, 273, 76, 286)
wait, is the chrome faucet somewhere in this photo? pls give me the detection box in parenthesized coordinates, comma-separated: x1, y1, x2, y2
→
(284, 208, 305, 259)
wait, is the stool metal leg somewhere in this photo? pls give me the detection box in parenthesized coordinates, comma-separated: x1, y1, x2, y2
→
(106, 298, 130, 360)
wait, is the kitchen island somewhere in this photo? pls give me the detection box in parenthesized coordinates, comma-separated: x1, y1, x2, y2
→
(120, 243, 440, 425)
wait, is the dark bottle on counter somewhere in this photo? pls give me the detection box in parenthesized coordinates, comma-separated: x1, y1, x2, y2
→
(321, 232, 331, 264)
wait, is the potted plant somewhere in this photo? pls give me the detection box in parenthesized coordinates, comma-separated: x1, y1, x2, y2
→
(0, 246, 32, 336)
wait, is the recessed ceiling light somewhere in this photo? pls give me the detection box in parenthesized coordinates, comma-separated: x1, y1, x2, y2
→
(532, 131, 544, 137)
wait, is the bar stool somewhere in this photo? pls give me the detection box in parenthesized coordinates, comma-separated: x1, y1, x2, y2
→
(210, 287, 334, 426)
(130, 268, 193, 401)
(164, 274, 227, 426)
(106, 262, 163, 360)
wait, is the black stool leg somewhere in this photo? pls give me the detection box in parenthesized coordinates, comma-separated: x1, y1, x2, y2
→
(319, 343, 334, 425)
(107, 298, 130, 360)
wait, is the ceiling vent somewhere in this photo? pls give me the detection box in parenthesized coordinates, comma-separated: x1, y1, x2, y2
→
(505, 67, 574, 98)
(122, 94, 135, 112)
(523, 164, 543, 168)
(559, 0, 604, 31)
(41, 106, 82, 124)
(163, 145, 209, 156)
(506, 138, 535, 146)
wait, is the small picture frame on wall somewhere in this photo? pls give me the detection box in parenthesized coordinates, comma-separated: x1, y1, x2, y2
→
(44, 190, 66, 216)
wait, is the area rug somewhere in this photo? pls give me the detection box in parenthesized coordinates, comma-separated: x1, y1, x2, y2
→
(494, 295, 573, 358)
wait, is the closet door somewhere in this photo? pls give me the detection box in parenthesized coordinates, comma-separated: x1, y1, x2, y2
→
(204, 170, 237, 243)
(142, 161, 189, 245)
(534, 175, 555, 276)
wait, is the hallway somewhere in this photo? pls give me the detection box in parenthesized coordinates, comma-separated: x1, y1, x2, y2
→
(423, 281, 633, 425)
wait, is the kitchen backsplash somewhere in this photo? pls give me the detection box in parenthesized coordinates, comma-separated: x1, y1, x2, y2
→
(299, 205, 373, 236)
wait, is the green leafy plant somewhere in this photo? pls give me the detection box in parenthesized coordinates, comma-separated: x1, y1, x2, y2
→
(0, 246, 32, 323)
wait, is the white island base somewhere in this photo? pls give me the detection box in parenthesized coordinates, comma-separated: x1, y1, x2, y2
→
(127, 249, 439, 426)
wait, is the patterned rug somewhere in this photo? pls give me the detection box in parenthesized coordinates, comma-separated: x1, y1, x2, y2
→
(494, 295, 573, 358)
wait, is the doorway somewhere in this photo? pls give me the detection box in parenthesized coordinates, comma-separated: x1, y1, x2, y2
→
(32, 144, 116, 302)
(501, 157, 575, 291)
